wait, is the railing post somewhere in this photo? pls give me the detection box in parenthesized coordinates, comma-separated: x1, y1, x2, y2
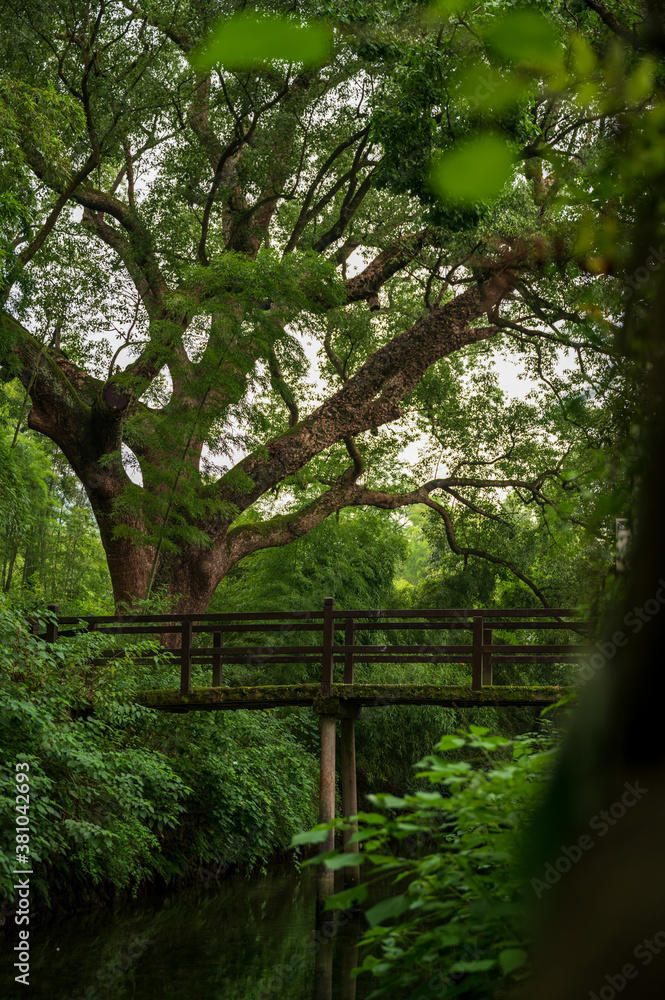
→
(472, 615, 483, 690)
(483, 626, 493, 686)
(180, 619, 193, 696)
(321, 596, 335, 696)
(212, 630, 223, 687)
(45, 604, 59, 643)
(341, 617, 359, 885)
(344, 617, 355, 685)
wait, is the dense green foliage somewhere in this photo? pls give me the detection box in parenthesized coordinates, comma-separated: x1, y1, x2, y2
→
(0, 595, 319, 909)
(298, 724, 559, 1000)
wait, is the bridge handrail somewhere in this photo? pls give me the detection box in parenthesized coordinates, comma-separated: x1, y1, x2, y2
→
(32, 599, 591, 696)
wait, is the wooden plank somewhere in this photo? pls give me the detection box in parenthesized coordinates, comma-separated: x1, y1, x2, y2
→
(344, 618, 355, 684)
(212, 631, 223, 687)
(331, 608, 582, 619)
(334, 643, 476, 654)
(483, 621, 591, 630)
(326, 620, 589, 631)
(56, 611, 325, 624)
(135, 682, 568, 712)
(180, 620, 193, 696)
(489, 654, 585, 662)
(55, 607, 585, 626)
(84, 625, 182, 634)
(45, 604, 59, 643)
(472, 616, 483, 691)
(340, 716, 359, 885)
(486, 643, 583, 654)
(483, 627, 493, 686)
(321, 597, 334, 696)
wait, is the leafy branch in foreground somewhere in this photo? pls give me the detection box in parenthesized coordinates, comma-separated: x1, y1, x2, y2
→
(293, 725, 559, 1000)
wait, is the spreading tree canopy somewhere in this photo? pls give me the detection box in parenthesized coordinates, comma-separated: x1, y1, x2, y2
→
(0, 0, 644, 612)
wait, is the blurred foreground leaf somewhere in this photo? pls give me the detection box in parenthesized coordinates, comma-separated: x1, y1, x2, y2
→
(191, 14, 333, 71)
(429, 135, 514, 203)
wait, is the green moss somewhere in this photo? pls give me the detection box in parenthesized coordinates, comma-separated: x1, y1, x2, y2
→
(135, 682, 568, 712)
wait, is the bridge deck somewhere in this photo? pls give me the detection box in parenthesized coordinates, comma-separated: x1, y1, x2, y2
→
(135, 682, 567, 713)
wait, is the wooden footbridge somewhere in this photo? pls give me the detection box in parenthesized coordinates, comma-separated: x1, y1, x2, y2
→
(38, 598, 588, 880)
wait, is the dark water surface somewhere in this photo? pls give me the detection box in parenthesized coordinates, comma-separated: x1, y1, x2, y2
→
(0, 865, 382, 1000)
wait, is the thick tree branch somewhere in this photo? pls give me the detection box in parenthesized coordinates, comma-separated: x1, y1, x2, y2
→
(343, 229, 432, 306)
(213, 274, 512, 518)
(582, 0, 634, 42)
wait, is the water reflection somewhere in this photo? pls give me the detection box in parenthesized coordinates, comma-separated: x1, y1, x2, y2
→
(0, 865, 378, 1000)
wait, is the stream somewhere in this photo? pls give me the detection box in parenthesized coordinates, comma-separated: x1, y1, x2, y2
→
(0, 864, 394, 1000)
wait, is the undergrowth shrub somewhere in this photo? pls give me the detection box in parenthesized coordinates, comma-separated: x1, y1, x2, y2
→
(0, 595, 318, 909)
(294, 724, 559, 1000)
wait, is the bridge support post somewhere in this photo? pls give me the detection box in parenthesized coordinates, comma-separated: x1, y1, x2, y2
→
(317, 597, 337, 906)
(318, 713, 336, 905)
(341, 616, 360, 886)
(340, 718, 359, 886)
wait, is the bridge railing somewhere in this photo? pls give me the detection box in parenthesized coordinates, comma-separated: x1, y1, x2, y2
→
(34, 599, 591, 696)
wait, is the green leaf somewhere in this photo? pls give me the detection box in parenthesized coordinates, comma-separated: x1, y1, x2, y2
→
(290, 826, 331, 847)
(191, 15, 333, 72)
(324, 883, 368, 910)
(570, 33, 598, 77)
(429, 136, 514, 204)
(367, 793, 406, 809)
(486, 11, 562, 71)
(455, 66, 526, 112)
(349, 827, 386, 844)
(450, 958, 496, 973)
(499, 948, 529, 975)
(626, 57, 656, 103)
(434, 735, 467, 752)
(324, 851, 365, 870)
(365, 894, 411, 927)
(425, 0, 470, 20)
